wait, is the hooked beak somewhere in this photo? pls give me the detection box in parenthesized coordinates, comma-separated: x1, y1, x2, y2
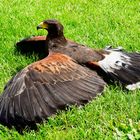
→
(37, 22, 48, 30)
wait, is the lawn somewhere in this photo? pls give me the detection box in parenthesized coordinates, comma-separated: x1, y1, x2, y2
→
(0, 0, 140, 139)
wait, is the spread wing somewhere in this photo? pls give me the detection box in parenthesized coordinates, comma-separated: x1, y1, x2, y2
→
(15, 35, 47, 58)
(0, 53, 106, 129)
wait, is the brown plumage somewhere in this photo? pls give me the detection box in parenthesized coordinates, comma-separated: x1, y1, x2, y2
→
(16, 35, 47, 59)
(1, 19, 140, 131)
(0, 20, 107, 131)
(36, 20, 105, 64)
(17, 19, 140, 89)
(0, 53, 105, 130)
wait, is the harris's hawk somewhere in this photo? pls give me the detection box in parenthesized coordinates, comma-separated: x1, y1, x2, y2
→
(0, 20, 106, 131)
(17, 19, 140, 90)
(0, 19, 140, 131)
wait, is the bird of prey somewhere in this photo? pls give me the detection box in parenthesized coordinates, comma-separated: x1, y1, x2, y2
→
(0, 19, 140, 131)
(17, 19, 140, 90)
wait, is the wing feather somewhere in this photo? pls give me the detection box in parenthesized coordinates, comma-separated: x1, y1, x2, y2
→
(0, 53, 106, 129)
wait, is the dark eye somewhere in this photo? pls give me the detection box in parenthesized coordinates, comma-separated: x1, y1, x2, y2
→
(53, 45, 59, 48)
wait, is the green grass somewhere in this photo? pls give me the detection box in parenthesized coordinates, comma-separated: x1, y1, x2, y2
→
(0, 0, 140, 139)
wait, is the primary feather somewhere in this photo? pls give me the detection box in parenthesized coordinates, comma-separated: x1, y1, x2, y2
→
(0, 53, 106, 130)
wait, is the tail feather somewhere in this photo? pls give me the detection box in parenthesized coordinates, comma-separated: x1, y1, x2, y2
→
(98, 47, 140, 90)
